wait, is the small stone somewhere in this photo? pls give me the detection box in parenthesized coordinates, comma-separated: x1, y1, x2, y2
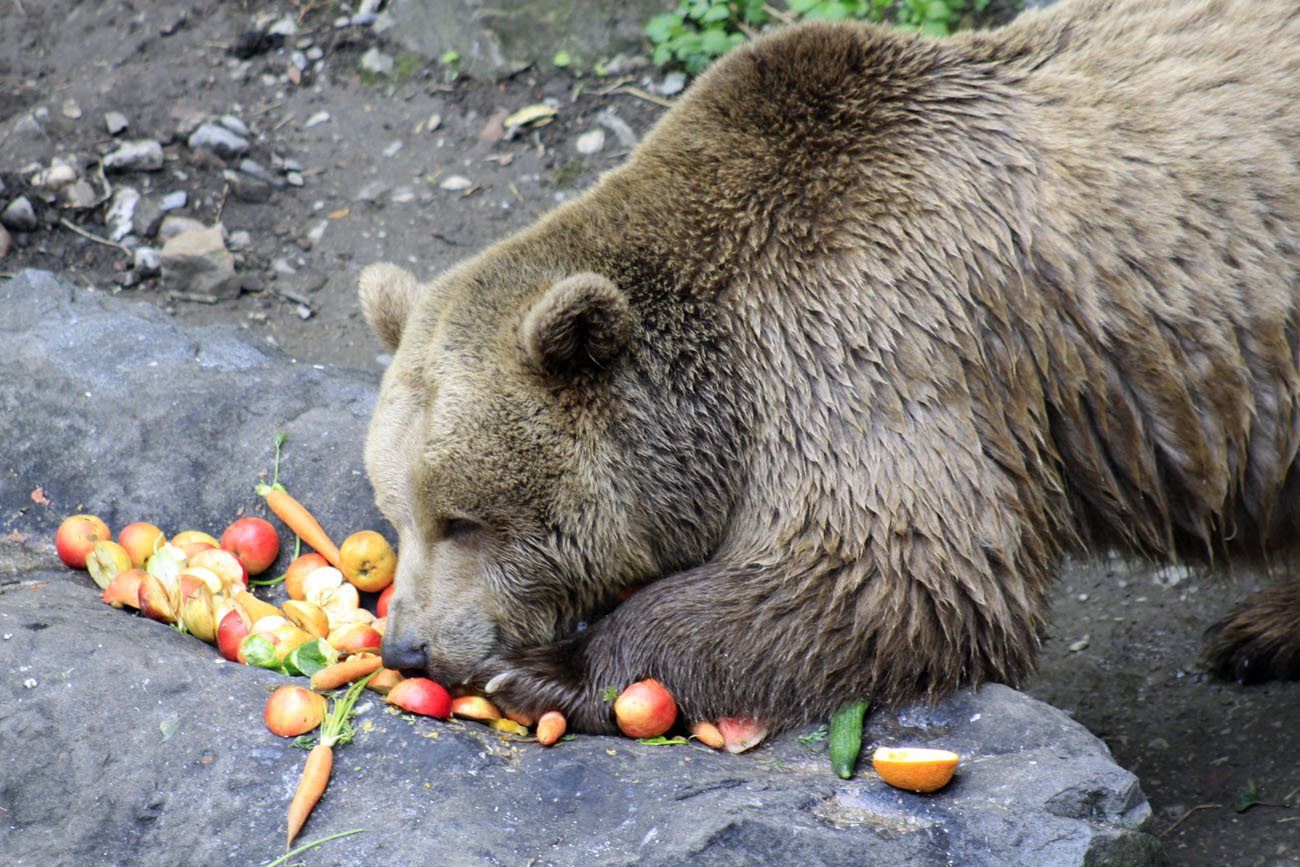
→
(103, 140, 164, 172)
(161, 227, 240, 298)
(237, 159, 283, 188)
(290, 51, 308, 71)
(106, 188, 140, 241)
(158, 215, 207, 242)
(0, 224, 10, 259)
(439, 175, 472, 192)
(360, 47, 394, 77)
(61, 180, 98, 210)
(285, 171, 304, 187)
(1076, 592, 1089, 602)
(31, 161, 78, 190)
(133, 246, 161, 277)
(307, 220, 328, 245)
(355, 180, 390, 202)
(390, 186, 416, 204)
(267, 15, 297, 38)
(223, 169, 272, 203)
(188, 123, 249, 158)
(304, 110, 331, 129)
(382, 140, 403, 158)
(227, 230, 252, 250)
(23, 677, 37, 689)
(2, 196, 38, 231)
(575, 129, 605, 155)
(159, 190, 188, 212)
(61, 99, 83, 119)
(12, 114, 46, 141)
(1068, 637, 1090, 653)
(658, 71, 686, 97)
(272, 257, 297, 277)
(306, 46, 324, 62)
(218, 115, 249, 138)
(104, 111, 129, 136)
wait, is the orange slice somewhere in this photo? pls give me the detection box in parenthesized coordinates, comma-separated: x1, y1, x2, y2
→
(872, 747, 960, 793)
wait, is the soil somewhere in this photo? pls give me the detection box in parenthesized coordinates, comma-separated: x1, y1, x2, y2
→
(2, 2, 1296, 865)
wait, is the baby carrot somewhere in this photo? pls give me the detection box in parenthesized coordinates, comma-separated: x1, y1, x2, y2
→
(536, 710, 566, 746)
(285, 672, 374, 850)
(255, 484, 341, 568)
(310, 654, 383, 691)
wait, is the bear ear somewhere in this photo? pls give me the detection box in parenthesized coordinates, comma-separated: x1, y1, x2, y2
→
(521, 273, 631, 378)
(359, 262, 420, 351)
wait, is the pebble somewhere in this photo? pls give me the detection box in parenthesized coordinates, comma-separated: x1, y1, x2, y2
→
(390, 186, 416, 203)
(285, 171, 304, 187)
(103, 139, 164, 172)
(104, 111, 129, 136)
(61, 180, 98, 210)
(61, 99, 82, 119)
(188, 122, 249, 158)
(13, 114, 46, 141)
(237, 159, 283, 188)
(159, 190, 188, 212)
(306, 220, 328, 245)
(575, 129, 605, 155)
(355, 180, 390, 202)
(218, 114, 249, 138)
(291, 51, 308, 71)
(161, 226, 241, 298)
(133, 246, 161, 277)
(23, 677, 37, 689)
(131, 198, 164, 239)
(227, 230, 252, 249)
(267, 14, 297, 38)
(31, 161, 78, 190)
(272, 257, 297, 276)
(158, 215, 207, 242)
(0, 224, 10, 258)
(306, 46, 324, 62)
(303, 110, 331, 129)
(439, 174, 472, 192)
(658, 71, 686, 96)
(597, 110, 637, 148)
(2, 196, 38, 231)
(382, 140, 403, 158)
(223, 169, 272, 203)
(106, 187, 140, 241)
(1068, 637, 1090, 653)
(360, 47, 394, 77)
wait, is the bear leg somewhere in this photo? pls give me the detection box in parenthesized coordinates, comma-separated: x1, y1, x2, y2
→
(1204, 581, 1300, 683)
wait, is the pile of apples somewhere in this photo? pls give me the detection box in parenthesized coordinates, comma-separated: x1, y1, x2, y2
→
(56, 513, 396, 675)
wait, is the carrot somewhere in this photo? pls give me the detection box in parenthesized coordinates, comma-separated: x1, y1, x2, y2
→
(310, 653, 383, 691)
(286, 671, 375, 850)
(256, 434, 341, 568)
(536, 710, 566, 746)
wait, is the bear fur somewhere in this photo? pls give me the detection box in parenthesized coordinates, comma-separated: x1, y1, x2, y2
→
(360, 0, 1300, 732)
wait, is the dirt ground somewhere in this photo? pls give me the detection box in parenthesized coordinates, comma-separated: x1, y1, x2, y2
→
(3, 2, 1296, 864)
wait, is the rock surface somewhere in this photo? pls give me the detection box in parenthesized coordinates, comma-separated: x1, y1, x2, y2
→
(0, 271, 1159, 866)
(160, 227, 240, 299)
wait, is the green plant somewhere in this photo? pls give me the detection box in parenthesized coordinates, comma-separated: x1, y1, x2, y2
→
(646, 0, 1012, 74)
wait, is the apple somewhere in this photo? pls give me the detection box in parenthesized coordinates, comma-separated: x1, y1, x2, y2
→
(283, 552, 330, 601)
(86, 540, 133, 591)
(56, 514, 111, 569)
(179, 567, 223, 596)
(328, 622, 382, 655)
(303, 568, 360, 626)
(270, 623, 315, 662)
(281, 599, 330, 639)
(339, 530, 397, 593)
(235, 589, 283, 624)
(117, 522, 166, 569)
(386, 677, 451, 718)
(376, 584, 394, 619)
(365, 668, 404, 695)
(188, 548, 248, 593)
(180, 541, 217, 560)
(215, 601, 252, 662)
(613, 679, 677, 739)
(220, 517, 280, 576)
(372, 617, 387, 636)
(171, 530, 219, 549)
(450, 695, 502, 722)
(102, 568, 146, 609)
(264, 686, 328, 737)
(137, 572, 180, 624)
(180, 584, 217, 643)
(716, 717, 767, 754)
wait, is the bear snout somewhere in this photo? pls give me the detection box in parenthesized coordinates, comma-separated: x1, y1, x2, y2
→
(382, 600, 499, 686)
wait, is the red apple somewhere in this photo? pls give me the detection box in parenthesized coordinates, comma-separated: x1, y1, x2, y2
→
(450, 695, 502, 722)
(137, 572, 180, 624)
(328, 623, 383, 655)
(264, 686, 327, 737)
(716, 717, 767, 754)
(220, 517, 280, 575)
(180, 541, 217, 560)
(55, 514, 111, 569)
(376, 584, 395, 619)
(216, 602, 252, 662)
(118, 522, 166, 569)
(283, 552, 329, 601)
(613, 679, 678, 739)
(86, 540, 132, 590)
(189, 548, 248, 591)
(180, 584, 217, 643)
(102, 568, 146, 609)
(386, 677, 451, 718)
(171, 530, 219, 549)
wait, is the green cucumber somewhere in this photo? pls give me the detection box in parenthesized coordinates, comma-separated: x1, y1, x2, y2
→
(828, 699, 870, 779)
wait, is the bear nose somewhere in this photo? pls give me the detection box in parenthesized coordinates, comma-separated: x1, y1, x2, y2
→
(381, 631, 429, 672)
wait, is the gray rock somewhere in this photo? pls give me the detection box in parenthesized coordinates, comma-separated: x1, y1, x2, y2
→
(102, 139, 164, 172)
(386, 0, 667, 78)
(132, 245, 161, 276)
(105, 187, 140, 241)
(575, 129, 605, 155)
(658, 71, 687, 96)
(303, 110, 331, 129)
(104, 111, 129, 136)
(61, 98, 83, 119)
(30, 160, 78, 190)
(0, 269, 1160, 867)
(187, 122, 249, 158)
(132, 197, 165, 240)
(359, 46, 395, 76)
(1, 196, 37, 231)
(355, 179, 390, 202)
(237, 159, 284, 189)
(160, 228, 240, 299)
(157, 215, 206, 242)
(59, 179, 98, 210)
(0, 224, 9, 258)
(218, 114, 249, 138)
(227, 229, 253, 250)
(222, 169, 273, 203)
(159, 190, 188, 212)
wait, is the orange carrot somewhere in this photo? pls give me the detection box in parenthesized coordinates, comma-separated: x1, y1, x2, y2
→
(690, 721, 725, 750)
(285, 672, 374, 850)
(536, 710, 566, 746)
(255, 483, 341, 568)
(310, 654, 383, 691)
(287, 743, 333, 850)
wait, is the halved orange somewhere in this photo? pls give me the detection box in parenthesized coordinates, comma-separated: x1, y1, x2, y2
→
(872, 747, 960, 793)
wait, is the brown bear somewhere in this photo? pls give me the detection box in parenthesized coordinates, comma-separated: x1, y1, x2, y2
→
(359, 0, 1300, 733)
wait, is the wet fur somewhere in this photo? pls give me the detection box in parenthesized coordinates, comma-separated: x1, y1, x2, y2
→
(363, 0, 1300, 732)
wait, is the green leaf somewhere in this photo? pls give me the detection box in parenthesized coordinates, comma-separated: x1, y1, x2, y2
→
(698, 27, 734, 58)
(652, 43, 674, 67)
(287, 638, 339, 678)
(160, 713, 181, 742)
(920, 19, 950, 36)
(645, 13, 680, 44)
(700, 4, 731, 24)
(797, 725, 829, 746)
(601, 686, 619, 702)
(291, 733, 317, 750)
(241, 634, 281, 671)
(1234, 782, 1260, 813)
(552, 50, 572, 68)
(637, 735, 689, 746)
(926, 0, 953, 20)
(439, 50, 460, 66)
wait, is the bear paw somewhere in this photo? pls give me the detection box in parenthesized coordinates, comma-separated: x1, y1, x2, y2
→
(1204, 582, 1300, 683)
(474, 636, 618, 733)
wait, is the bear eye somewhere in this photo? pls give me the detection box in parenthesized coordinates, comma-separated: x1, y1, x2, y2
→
(438, 516, 482, 543)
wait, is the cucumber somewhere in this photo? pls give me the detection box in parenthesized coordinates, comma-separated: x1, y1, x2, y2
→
(828, 699, 870, 779)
